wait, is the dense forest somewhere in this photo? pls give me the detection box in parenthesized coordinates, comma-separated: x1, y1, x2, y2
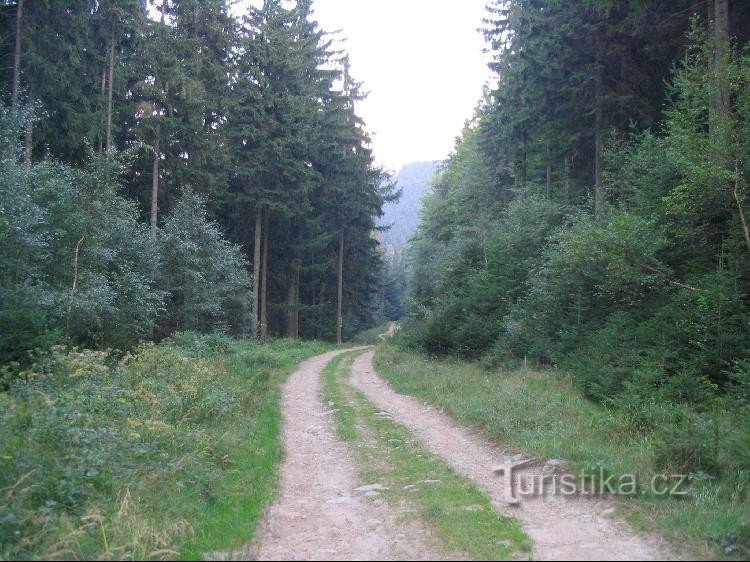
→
(0, 0, 393, 374)
(2, 0, 750, 559)
(405, 0, 750, 475)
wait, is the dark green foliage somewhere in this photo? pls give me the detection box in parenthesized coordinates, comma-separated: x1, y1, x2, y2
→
(404, 1, 750, 492)
(0, 0, 390, 349)
(0, 105, 255, 370)
(0, 289, 60, 370)
(0, 110, 161, 362)
(158, 188, 251, 336)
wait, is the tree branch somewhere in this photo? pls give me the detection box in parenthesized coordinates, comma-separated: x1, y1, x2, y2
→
(639, 262, 708, 293)
(733, 160, 750, 255)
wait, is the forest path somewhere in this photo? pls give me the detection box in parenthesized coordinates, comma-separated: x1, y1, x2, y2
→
(237, 349, 446, 561)
(378, 322, 400, 341)
(349, 350, 679, 562)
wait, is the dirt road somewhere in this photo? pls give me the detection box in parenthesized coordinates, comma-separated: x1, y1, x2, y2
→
(349, 350, 675, 561)
(244, 350, 445, 561)
(241, 348, 677, 561)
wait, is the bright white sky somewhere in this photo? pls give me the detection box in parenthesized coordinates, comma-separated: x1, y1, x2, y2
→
(234, 0, 494, 172)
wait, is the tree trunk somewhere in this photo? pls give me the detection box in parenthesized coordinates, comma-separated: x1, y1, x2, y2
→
(11, 0, 23, 112)
(521, 130, 528, 188)
(98, 65, 107, 153)
(546, 142, 552, 199)
(106, 29, 115, 153)
(594, 31, 605, 218)
(252, 207, 262, 338)
(150, 122, 161, 234)
(715, 0, 730, 115)
(336, 231, 344, 344)
(318, 281, 326, 340)
(287, 266, 297, 339)
(260, 210, 269, 340)
(24, 85, 32, 167)
(710, 0, 730, 137)
(294, 265, 300, 337)
(286, 263, 299, 339)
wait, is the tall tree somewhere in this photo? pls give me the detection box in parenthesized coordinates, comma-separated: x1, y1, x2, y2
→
(226, 0, 335, 336)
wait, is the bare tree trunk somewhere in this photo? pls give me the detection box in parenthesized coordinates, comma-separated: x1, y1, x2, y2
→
(594, 31, 605, 218)
(715, 0, 730, 115)
(260, 210, 269, 340)
(287, 266, 297, 339)
(546, 142, 552, 199)
(295, 265, 301, 337)
(66, 235, 86, 331)
(106, 29, 115, 153)
(710, 0, 730, 137)
(286, 262, 299, 339)
(24, 85, 32, 167)
(336, 231, 344, 344)
(252, 207, 262, 338)
(150, 122, 161, 234)
(98, 65, 107, 153)
(317, 281, 326, 341)
(521, 130, 528, 188)
(11, 0, 23, 112)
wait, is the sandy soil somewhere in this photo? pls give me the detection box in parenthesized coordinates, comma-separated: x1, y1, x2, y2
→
(349, 350, 678, 562)
(237, 350, 447, 561)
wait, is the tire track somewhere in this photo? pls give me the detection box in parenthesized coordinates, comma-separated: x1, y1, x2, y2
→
(349, 350, 677, 561)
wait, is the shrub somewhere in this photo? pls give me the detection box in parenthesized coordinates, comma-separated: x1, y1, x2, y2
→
(0, 343, 239, 559)
(158, 189, 253, 338)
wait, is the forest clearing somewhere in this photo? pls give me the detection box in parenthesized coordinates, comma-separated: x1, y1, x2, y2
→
(2, 0, 750, 560)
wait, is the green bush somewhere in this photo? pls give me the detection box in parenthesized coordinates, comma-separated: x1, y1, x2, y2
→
(0, 109, 163, 355)
(158, 189, 253, 338)
(0, 107, 252, 358)
(0, 286, 61, 372)
(167, 331, 235, 357)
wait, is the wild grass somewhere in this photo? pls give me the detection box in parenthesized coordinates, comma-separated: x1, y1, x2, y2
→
(374, 345, 750, 560)
(0, 334, 332, 560)
(322, 351, 531, 560)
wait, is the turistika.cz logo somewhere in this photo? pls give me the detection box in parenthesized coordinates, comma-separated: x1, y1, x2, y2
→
(494, 462, 690, 504)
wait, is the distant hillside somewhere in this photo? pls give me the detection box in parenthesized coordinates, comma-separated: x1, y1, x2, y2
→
(380, 161, 440, 248)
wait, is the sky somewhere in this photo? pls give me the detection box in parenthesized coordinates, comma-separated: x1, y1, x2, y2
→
(234, 0, 495, 173)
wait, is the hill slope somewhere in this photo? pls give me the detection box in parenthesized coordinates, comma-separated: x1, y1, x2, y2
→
(380, 161, 440, 248)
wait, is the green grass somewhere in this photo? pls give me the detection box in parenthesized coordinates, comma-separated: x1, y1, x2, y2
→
(374, 344, 750, 560)
(322, 351, 531, 560)
(0, 334, 333, 561)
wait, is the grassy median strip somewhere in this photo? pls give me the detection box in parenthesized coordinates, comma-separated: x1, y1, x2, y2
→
(0, 334, 333, 561)
(322, 351, 531, 561)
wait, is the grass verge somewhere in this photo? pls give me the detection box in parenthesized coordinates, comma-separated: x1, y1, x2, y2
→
(0, 333, 332, 560)
(374, 344, 750, 560)
(322, 351, 531, 560)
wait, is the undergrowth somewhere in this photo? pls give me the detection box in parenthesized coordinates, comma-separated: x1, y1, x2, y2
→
(0, 334, 331, 560)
